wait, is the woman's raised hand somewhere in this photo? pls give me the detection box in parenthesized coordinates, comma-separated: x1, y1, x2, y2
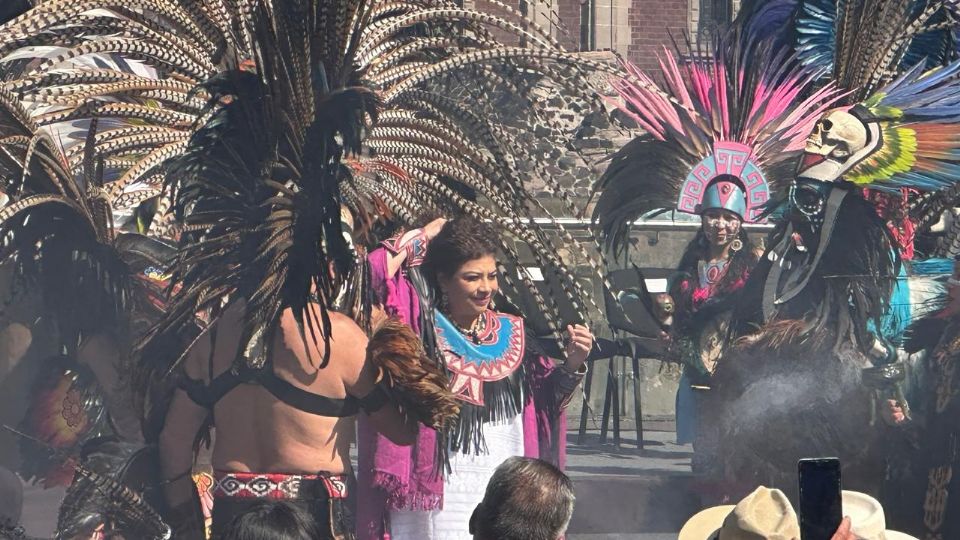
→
(563, 324, 594, 372)
(423, 218, 448, 240)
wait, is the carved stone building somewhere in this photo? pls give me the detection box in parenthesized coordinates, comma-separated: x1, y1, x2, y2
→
(470, 0, 742, 71)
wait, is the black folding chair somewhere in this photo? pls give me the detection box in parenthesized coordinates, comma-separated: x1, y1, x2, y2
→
(577, 267, 670, 450)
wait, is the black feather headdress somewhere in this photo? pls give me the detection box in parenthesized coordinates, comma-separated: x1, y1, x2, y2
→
(142, 1, 378, 372)
(0, 90, 137, 354)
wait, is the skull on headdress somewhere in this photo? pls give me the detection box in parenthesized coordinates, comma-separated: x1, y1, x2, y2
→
(796, 106, 883, 184)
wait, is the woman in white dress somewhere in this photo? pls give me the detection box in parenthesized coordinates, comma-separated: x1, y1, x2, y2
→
(357, 216, 594, 540)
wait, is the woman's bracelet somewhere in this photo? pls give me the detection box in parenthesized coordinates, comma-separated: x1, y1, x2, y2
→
(561, 361, 588, 376)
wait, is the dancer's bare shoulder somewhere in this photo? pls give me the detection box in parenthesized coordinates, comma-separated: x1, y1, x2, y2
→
(322, 311, 371, 393)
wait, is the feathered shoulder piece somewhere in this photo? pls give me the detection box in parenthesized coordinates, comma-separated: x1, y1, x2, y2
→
(366, 318, 459, 431)
(797, 60, 960, 191)
(593, 34, 844, 253)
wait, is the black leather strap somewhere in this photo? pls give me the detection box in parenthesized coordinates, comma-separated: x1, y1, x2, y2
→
(177, 367, 247, 410)
(356, 379, 391, 414)
(177, 374, 217, 409)
(258, 372, 360, 417)
(178, 365, 361, 417)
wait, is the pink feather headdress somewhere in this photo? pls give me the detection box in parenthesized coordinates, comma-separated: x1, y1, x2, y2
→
(594, 36, 847, 251)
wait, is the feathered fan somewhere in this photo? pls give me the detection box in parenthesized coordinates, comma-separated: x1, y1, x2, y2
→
(56, 441, 170, 540)
(0, 0, 242, 238)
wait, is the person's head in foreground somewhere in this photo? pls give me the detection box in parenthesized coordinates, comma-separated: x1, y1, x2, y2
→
(220, 500, 321, 540)
(679, 486, 917, 540)
(469, 456, 575, 540)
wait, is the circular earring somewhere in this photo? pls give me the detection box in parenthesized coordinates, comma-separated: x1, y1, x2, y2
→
(730, 238, 743, 252)
(440, 290, 449, 311)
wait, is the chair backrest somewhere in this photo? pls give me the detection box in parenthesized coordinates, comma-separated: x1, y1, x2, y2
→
(603, 267, 672, 337)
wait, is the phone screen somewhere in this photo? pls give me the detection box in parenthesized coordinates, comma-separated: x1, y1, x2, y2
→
(798, 458, 842, 540)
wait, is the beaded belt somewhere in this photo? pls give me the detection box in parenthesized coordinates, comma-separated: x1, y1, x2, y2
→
(212, 471, 349, 500)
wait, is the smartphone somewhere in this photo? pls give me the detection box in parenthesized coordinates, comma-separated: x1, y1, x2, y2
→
(798, 458, 843, 540)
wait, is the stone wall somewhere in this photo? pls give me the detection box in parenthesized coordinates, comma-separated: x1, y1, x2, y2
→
(478, 50, 636, 205)
(555, 0, 583, 50)
(470, 0, 583, 50)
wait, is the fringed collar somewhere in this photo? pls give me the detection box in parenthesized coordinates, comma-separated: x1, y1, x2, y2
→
(435, 310, 525, 406)
(435, 310, 527, 455)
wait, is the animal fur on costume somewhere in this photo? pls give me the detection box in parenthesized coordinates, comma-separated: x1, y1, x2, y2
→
(366, 319, 459, 431)
(702, 188, 898, 498)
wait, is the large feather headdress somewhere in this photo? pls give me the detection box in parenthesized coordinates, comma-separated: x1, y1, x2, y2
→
(0, 88, 171, 354)
(141, 1, 376, 371)
(796, 60, 960, 190)
(734, 0, 960, 257)
(0, 0, 621, 354)
(736, 0, 959, 100)
(320, 1, 621, 338)
(0, 0, 242, 239)
(593, 35, 845, 254)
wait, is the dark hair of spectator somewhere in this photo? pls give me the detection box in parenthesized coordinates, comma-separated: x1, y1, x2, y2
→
(469, 456, 576, 540)
(219, 501, 322, 540)
(421, 216, 499, 291)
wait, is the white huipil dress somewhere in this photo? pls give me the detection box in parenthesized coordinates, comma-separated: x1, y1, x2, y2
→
(389, 310, 529, 539)
(388, 412, 525, 539)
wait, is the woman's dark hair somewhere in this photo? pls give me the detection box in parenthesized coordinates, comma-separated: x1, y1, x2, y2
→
(220, 501, 322, 540)
(671, 216, 757, 321)
(421, 216, 499, 291)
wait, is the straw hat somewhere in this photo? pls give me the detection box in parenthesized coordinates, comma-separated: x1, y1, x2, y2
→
(0, 466, 23, 529)
(842, 490, 917, 540)
(679, 486, 801, 540)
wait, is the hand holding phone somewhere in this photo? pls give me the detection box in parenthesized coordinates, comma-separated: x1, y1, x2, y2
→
(830, 517, 856, 540)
